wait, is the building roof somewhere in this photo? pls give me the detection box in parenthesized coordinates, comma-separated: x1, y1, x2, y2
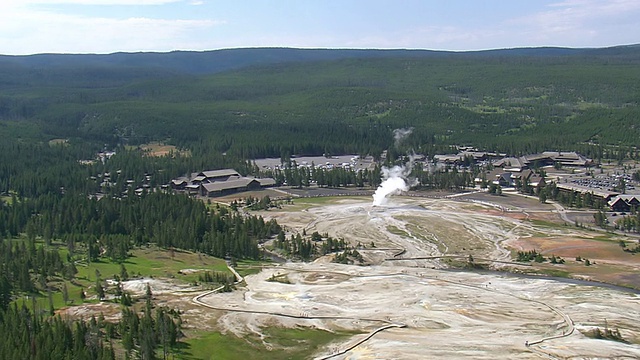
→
(556, 183, 619, 199)
(493, 157, 524, 169)
(192, 175, 207, 182)
(257, 178, 276, 186)
(433, 154, 462, 163)
(608, 195, 640, 206)
(526, 151, 592, 166)
(433, 151, 500, 164)
(199, 169, 240, 179)
(201, 178, 259, 193)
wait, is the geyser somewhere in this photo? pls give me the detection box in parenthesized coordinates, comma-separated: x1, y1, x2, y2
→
(372, 165, 410, 206)
(373, 127, 417, 206)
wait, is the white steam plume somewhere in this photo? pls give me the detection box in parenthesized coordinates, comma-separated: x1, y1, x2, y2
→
(372, 128, 417, 206)
(393, 127, 414, 147)
(372, 165, 409, 206)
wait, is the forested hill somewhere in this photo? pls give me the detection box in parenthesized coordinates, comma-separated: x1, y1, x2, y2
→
(2, 45, 639, 76)
(1, 45, 640, 158)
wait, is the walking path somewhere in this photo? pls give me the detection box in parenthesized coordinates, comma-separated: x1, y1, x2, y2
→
(192, 261, 578, 358)
(191, 263, 407, 358)
(314, 323, 406, 360)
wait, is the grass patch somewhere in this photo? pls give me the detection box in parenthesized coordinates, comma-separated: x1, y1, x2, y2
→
(14, 245, 230, 311)
(386, 225, 409, 237)
(405, 223, 447, 253)
(528, 219, 566, 230)
(48, 138, 69, 146)
(15, 279, 93, 313)
(235, 259, 268, 277)
(139, 141, 190, 157)
(134, 247, 227, 275)
(462, 104, 508, 114)
(235, 267, 263, 277)
(75, 247, 229, 284)
(176, 327, 355, 360)
(532, 268, 571, 278)
(443, 258, 467, 269)
(279, 196, 366, 212)
(294, 196, 366, 206)
(588, 234, 617, 242)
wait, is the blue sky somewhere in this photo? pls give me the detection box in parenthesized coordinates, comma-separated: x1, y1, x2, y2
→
(1, 0, 639, 55)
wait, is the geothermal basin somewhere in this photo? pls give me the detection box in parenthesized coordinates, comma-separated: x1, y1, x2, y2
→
(197, 197, 640, 359)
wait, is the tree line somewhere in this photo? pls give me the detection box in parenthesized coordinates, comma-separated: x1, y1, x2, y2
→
(1, 191, 280, 260)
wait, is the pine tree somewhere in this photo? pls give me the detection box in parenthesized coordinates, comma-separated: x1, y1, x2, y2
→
(62, 283, 69, 305)
(95, 280, 105, 300)
(120, 263, 129, 281)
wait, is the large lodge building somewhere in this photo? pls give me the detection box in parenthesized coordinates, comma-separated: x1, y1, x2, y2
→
(171, 169, 275, 197)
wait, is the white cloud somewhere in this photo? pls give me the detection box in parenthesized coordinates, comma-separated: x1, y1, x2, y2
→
(367, 0, 640, 50)
(327, 1, 640, 51)
(0, 1, 637, 54)
(507, 0, 640, 46)
(0, 4, 224, 54)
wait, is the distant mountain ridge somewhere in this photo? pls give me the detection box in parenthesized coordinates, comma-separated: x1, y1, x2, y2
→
(1, 45, 639, 76)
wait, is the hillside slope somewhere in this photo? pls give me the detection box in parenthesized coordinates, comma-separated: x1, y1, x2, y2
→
(1, 46, 639, 157)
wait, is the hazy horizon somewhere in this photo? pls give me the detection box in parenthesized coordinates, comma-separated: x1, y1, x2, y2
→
(1, 1, 639, 55)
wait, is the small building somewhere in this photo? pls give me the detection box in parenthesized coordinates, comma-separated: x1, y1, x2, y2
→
(494, 172, 515, 187)
(608, 195, 640, 212)
(609, 197, 631, 212)
(170, 178, 188, 190)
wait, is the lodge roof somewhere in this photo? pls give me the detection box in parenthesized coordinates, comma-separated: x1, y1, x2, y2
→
(201, 178, 258, 193)
(257, 178, 276, 186)
(199, 169, 240, 179)
(556, 183, 619, 199)
(608, 194, 640, 206)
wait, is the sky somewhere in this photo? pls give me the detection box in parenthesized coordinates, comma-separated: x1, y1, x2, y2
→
(1, 0, 639, 55)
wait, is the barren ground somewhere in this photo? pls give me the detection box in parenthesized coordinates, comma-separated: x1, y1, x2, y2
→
(195, 195, 640, 359)
(60, 194, 640, 359)
(201, 262, 640, 359)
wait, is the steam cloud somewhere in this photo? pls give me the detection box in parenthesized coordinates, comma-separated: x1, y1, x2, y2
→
(372, 165, 410, 206)
(372, 128, 417, 206)
(393, 127, 414, 147)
